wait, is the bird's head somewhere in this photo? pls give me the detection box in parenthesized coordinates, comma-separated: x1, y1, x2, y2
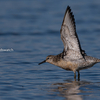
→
(38, 55, 54, 65)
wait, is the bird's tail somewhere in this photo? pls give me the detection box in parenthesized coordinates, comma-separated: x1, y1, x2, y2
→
(96, 59, 100, 63)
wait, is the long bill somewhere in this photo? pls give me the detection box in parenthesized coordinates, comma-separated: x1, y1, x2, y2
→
(38, 60, 46, 65)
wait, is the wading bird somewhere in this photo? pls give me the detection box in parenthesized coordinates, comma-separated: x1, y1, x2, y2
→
(39, 6, 100, 81)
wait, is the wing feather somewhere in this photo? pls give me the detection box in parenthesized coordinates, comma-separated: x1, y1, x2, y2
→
(60, 6, 84, 59)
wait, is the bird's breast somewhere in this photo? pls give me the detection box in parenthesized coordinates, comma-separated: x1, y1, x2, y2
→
(55, 59, 78, 71)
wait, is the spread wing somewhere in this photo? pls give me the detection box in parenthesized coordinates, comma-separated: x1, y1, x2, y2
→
(60, 6, 84, 59)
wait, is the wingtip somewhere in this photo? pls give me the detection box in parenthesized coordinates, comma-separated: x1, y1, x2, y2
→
(62, 5, 72, 26)
(67, 5, 70, 9)
(66, 5, 71, 11)
(65, 6, 75, 26)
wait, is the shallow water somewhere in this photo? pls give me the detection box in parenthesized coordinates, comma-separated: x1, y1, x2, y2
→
(0, 0, 100, 100)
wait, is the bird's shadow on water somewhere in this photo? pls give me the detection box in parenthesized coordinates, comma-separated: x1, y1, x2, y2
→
(49, 79, 100, 100)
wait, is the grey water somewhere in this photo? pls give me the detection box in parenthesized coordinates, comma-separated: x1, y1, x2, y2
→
(0, 0, 100, 100)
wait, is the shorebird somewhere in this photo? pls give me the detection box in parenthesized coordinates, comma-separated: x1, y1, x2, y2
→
(39, 6, 100, 80)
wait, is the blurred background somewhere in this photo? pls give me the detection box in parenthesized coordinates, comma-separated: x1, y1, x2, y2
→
(0, 0, 100, 100)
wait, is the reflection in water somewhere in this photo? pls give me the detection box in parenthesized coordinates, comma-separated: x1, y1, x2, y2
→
(51, 80, 91, 100)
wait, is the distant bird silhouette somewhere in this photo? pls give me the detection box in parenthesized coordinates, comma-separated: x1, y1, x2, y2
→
(39, 6, 100, 81)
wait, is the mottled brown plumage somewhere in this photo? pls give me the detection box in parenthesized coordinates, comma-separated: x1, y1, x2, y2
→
(39, 6, 100, 80)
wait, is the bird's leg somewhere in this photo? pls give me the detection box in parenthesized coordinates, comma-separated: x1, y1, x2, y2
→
(77, 71, 80, 81)
(74, 72, 76, 81)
